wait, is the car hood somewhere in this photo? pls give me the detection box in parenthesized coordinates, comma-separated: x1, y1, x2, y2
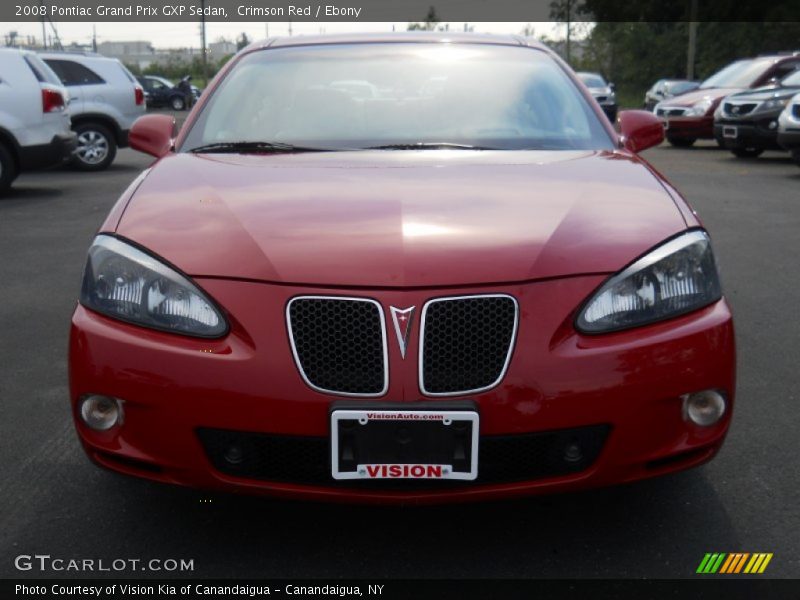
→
(114, 150, 687, 287)
(665, 87, 741, 106)
(726, 85, 800, 101)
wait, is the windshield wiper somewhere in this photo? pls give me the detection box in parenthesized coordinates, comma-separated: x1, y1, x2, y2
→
(362, 142, 495, 151)
(188, 141, 325, 154)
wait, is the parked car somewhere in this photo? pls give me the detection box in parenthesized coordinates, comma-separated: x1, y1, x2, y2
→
(777, 92, 800, 166)
(713, 68, 800, 158)
(576, 71, 617, 121)
(654, 53, 800, 147)
(643, 79, 699, 111)
(138, 75, 201, 110)
(70, 33, 734, 503)
(0, 48, 76, 193)
(40, 51, 146, 170)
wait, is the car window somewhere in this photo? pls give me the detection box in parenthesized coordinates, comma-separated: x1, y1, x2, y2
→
(700, 58, 775, 89)
(578, 73, 606, 88)
(772, 61, 800, 82)
(23, 54, 62, 86)
(149, 79, 169, 91)
(44, 59, 105, 86)
(182, 43, 614, 152)
(781, 68, 800, 87)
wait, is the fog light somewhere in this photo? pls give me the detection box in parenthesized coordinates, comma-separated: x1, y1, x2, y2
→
(769, 120, 778, 130)
(682, 390, 726, 426)
(563, 442, 583, 463)
(79, 395, 122, 431)
(224, 445, 244, 465)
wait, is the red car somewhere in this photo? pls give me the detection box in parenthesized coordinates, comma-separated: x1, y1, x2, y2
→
(655, 53, 800, 147)
(69, 34, 735, 504)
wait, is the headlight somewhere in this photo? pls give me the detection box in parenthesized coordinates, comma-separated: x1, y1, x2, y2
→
(756, 97, 790, 112)
(685, 98, 713, 116)
(80, 235, 228, 337)
(576, 231, 722, 334)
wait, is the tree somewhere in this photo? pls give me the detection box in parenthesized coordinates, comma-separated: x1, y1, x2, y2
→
(236, 32, 251, 51)
(407, 6, 440, 31)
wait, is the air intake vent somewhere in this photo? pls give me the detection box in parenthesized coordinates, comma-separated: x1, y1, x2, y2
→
(287, 297, 388, 396)
(420, 295, 518, 396)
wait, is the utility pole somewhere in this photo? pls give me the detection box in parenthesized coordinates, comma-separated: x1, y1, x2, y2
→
(687, 0, 698, 79)
(92, 24, 97, 52)
(200, 0, 208, 84)
(40, 0, 46, 49)
(565, 0, 572, 64)
(288, 20, 293, 36)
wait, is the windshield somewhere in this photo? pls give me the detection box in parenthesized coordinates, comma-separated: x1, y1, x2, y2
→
(577, 73, 606, 88)
(780, 69, 800, 87)
(700, 58, 774, 89)
(181, 43, 613, 152)
(667, 81, 697, 94)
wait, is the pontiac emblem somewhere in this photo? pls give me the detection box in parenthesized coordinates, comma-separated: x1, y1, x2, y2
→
(389, 306, 415, 358)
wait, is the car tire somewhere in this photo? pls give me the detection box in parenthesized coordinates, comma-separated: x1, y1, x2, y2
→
(667, 136, 696, 148)
(171, 95, 186, 111)
(0, 142, 18, 194)
(731, 147, 764, 159)
(71, 123, 116, 171)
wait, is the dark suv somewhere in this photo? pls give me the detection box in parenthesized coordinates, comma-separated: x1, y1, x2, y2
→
(655, 53, 800, 147)
(714, 68, 800, 158)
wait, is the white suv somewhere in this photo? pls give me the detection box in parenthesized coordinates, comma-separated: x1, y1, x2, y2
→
(0, 48, 76, 193)
(40, 52, 146, 171)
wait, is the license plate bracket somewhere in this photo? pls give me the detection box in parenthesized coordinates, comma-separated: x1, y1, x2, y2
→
(331, 406, 479, 481)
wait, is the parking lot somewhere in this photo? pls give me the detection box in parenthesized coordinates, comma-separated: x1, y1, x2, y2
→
(0, 139, 798, 579)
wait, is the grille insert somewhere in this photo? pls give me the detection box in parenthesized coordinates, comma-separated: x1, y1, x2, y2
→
(420, 295, 518, 396)
(197, 425, 611, 488)
(723, 102, 757, 117)
(287, 296, 388, 396)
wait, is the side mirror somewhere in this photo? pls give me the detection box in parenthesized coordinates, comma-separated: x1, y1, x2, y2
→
(609, 82, 616, 91)
(767, 76, 781, 87)
(129, 114, 176, 158)
(617, 110, 664, 153)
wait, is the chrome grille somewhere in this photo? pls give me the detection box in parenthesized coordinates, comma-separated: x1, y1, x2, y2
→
(723, 102, 758, 117)
(287, 296, 388, 397)
(419, 295, 518, 396)
(656, 107, 687, 117)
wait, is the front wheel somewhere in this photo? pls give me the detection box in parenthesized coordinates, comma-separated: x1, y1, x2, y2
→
(0, 142, 18, 194)
(731, 147, 764, 159)
(72, 123, 116, 171)
(170, 95, 186, 111)
(667, 136, 696, 148)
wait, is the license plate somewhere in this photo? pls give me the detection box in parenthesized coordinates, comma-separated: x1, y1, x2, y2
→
(331, 409, 479, 481)
(723, 126, 738, 139)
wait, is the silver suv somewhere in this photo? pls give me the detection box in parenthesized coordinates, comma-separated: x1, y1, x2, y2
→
(40, 52, 146, 170)
(0, 48, 76, 193)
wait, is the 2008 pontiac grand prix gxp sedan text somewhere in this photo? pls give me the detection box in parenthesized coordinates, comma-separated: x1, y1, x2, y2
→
(69, 34, 735, 503)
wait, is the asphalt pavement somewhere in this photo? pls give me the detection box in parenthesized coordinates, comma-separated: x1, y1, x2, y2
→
(1, 139, 798, 579)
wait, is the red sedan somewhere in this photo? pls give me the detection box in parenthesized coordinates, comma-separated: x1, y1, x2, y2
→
(69, 34, 735, 504)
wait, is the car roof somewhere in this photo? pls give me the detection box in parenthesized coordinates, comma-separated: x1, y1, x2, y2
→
(243, 32, 546, 53)
(38, 51, 119, 63)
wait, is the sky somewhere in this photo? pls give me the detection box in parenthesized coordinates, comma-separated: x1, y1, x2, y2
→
(2, 21, 565, 49)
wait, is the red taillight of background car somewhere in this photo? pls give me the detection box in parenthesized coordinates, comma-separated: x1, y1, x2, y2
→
(134, 86, 145, 106)
(41, 88, 65, 113)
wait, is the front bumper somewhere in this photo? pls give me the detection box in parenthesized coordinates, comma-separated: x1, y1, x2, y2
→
(777, 130, 800, 153)
(662, 115, 714, 140)
(69, 277, 736, 504)
(18, 132, 77, 171)
(714, 119, 782, 150)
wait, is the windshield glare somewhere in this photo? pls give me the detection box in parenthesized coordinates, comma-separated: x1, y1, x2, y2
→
(700, 58, 773, 89)
(780, 69, 800, 87)
(578, 73, 606, 88)
(182, 43, 613, 152)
